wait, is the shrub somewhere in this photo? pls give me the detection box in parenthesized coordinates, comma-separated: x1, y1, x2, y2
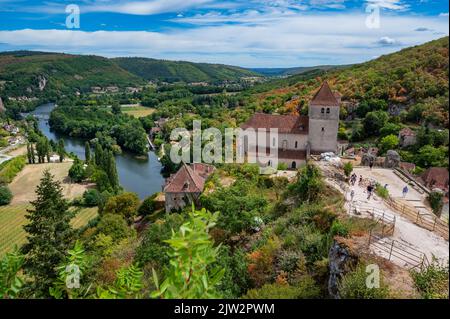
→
(103, 192, 140, 223)
(375, 184, 389, 199)
(277, 163, 288, 171)
(138, 194, 157, 216)
(243, 278, 320, 299)
(330, 220, 349, 238)
(83, 189, 101, 207)
(338, 264, 390, 299)
(247, 237, 281, 287)
(428, 191, 444, 217)
(96, 214, 132, 242)
(343, 162, 353, 178)
(0, 185, 13, 205)
(379, 134, 399, 154)
(288, 164, 324, 203)
(411, 258, 449, 299)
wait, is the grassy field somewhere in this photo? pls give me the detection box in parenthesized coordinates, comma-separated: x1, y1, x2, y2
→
(121, 106, 155, 118)
(0, 205, 98, 257)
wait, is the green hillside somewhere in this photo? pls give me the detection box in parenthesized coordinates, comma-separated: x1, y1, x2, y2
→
(0, 51, 144, 99)
(249, 37, 449, 127)
(113, 57, 260, 83)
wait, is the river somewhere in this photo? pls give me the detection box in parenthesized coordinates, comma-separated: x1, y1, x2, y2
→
(30, 103, 165, 200)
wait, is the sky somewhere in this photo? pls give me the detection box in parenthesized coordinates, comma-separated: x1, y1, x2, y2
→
(0, 0, 448, 67)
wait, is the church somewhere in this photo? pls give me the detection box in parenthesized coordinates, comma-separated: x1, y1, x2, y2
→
(240, 81, 341, 169)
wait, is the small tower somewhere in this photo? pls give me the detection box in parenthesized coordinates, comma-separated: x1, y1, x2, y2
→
(308, 81, 340, 154)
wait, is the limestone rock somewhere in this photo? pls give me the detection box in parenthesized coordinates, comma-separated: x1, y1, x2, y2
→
(384, 150, 401, 168)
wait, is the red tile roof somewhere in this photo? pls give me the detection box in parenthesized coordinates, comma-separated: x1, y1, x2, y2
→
(241, 113, 309, 134)
(310, 81, 340, 107)
(164, 163, 215, 193)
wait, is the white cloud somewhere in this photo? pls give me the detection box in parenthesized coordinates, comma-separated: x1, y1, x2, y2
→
(0, 12, 448, 67)
(439, 12, 449, 17)
(365, 0, 408, 11)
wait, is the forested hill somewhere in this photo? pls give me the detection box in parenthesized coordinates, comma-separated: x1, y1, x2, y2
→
(249, 36, 449, 127)
(112, 57, 260, 83)
(0, 51, 144, 98)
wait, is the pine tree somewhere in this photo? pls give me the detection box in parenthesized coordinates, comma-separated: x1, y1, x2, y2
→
(85, 141, 91, 163)
(22, 170, 74, 297)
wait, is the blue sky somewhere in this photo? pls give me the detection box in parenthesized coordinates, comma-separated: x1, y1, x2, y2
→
(0, 0, 448, 67)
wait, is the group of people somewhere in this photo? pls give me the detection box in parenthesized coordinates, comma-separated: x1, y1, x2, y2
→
(348, 173, 377, 201)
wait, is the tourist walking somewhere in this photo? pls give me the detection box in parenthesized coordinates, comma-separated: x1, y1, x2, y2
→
(350, 190, 355, 202)
(402, 185, 409, 198)
(367, 184, 374, 200)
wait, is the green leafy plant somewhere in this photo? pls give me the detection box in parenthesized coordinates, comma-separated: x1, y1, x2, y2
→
(151, 206, 224, 299)
(0, 248, 25, 299)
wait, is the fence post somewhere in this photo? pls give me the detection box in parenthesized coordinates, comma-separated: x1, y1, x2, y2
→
(368, 229, 372, 246)
(433, 217, 437, 231)
(388, 240, 394, 260)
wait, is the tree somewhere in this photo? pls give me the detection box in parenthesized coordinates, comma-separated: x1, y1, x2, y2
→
(85, 141, 91, 163)
(105, 151, 119, 190)
(289, 164, 324, 203)
(26, 143, 33, 164)
(22, 170, 74, 297)
(379, 134, 399, 154)
(138, 194, 157, 216)
(68, 158, 86, 183)
(103, 192, 140, 223)
(35, 136, 49, 163)
(111, 102, 122, 115)
(0, 186, 13, 206)
(151, 207, 224, 299)
(57, 139, 66, 163)
(363, 111, 389, 136)
(96, 213, 132, 242)
(30, 144, 36, 164)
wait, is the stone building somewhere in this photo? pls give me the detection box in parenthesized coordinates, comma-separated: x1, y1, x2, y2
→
(163, 163, 215, 212)
(240, 81, 340, 169)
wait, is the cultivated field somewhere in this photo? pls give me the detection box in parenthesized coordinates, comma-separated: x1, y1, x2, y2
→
(8, 162, 94, 205)
(0, 205, 98, 256)
(121, 106, 155, 118)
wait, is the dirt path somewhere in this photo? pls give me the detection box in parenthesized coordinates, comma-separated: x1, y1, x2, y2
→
(9, 162, 94, 205)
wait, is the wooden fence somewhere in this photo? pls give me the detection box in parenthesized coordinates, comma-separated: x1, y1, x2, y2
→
(349, 203, 396, 237)
(386, 197, 448, 240)
(368, 231, 430, 271)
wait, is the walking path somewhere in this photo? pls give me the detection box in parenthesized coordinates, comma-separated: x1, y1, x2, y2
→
(342, 168, 449, 268)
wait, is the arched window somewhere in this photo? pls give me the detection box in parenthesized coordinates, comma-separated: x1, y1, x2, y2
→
(273, 137, 276, 147)
(295, 141, 298, 149)
(292, 161, 297, 169)
(326, 108, 330, 114)
(268, 160, 272, 167)
(322, 127, 325, 132)
(321, 108, 325, 114)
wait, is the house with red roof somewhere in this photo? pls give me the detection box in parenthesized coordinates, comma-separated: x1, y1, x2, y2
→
(239, 81, 340, 169)
(163, 163, 215, 212)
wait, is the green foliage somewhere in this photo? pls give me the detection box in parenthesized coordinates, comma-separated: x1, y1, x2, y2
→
(411, 258, 449, 299)
(69, 158, 86, 183)
(243, 279, 320, 299)
(343, 162, 353, 178)
(329, 220, 349, 238)
(82, 189, 101, 207)
(414, 145, 448, 168)
(428, 191, 444, 217)
(49, 241, 90, 299)
(379, 122, 402, 138)
(134, 214, 186, 270)
(363, 111, 389, 136)
(0, 185, 13, 206)
(338, 264, 390, 299)
(103, 192, 140, 224)
(277, 163, 288, 170)
(379, 134, 399, 154)
(96, 214, 132, 242)
(0, 248, 24, 299)
(201, 180, 267, 235)
(137, 194, 157, 216)
(97, 264, 144, 299)
(288, 164, 324, 203)
(22, 170, 75, 297)
(151, 206, 224, 299)
(375, 184, 390, 199)
(0, 156, 26, 184)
